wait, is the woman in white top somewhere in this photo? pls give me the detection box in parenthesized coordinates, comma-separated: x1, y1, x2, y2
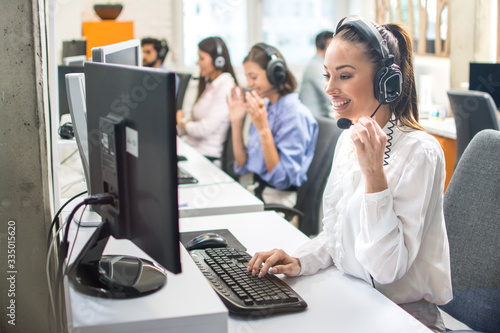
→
(247, 17, 452, 332)
(177, 37, 238, 161)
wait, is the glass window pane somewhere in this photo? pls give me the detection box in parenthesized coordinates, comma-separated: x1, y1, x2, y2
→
(183, 0, 248, 66)
(261, 0, 335, 64)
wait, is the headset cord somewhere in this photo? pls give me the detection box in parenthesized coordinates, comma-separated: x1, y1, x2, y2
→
(384, 118, 396, 166)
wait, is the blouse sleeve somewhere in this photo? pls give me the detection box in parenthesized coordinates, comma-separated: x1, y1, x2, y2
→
(354, 141, 445, 284)
(294, 231, 334, 275)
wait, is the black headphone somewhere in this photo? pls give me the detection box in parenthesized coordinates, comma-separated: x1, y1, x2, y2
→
(253, 43, 288, 87)
(58, 122, 74, 140)
(213, 37, 226, 70)
(158, 39, 168, 62)
(336, 16, 402, 104)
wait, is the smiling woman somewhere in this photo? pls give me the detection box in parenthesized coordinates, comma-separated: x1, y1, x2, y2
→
(247, 16, 452, 333)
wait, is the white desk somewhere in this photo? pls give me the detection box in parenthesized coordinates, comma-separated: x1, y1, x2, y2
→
(64, 226, 228, 333)
(64, 211, 431, 332)
(179, 181, 263, 218)
(177, 137, 235, 186)
(181, 211, 432, 333)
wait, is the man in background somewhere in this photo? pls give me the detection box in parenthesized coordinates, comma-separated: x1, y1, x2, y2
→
(141, 37, 169, 69)
(299, 30, 334, 117)
(141, 37, 180, 94)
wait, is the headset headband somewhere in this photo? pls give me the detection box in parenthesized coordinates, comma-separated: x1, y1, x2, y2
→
(336, 16, 391, 63)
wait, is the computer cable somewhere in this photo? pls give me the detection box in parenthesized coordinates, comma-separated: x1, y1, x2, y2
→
(59, 148, 78, 165)
(47, 203, 87, 333)
(47, 190, 87, 249)
(48, 193, 114, 332)
(46, 217, 67, 332)
(61, 193, 115, 254)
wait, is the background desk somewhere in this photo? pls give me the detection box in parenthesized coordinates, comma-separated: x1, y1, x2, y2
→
(177, 137, 235, 186)
(179, 182, 263, 218)
(420, 118, 457, 191)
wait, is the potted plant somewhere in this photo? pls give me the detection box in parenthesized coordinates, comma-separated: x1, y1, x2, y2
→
(93, 2, 123, 20)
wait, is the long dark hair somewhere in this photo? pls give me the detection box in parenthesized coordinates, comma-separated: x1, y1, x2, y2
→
(243, 44, 297, 97)
(335, 21, 423, 131)
(196, 37, 238, 101)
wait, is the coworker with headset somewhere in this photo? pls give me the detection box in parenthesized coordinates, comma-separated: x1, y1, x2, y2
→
(247, 17, 452, 332)
(141, 37, 180, 93)
(141, 37, 169, 69)
(299, 30, 334, 117)
(177, 37, 238, 161)
(228, 43, 318, 208)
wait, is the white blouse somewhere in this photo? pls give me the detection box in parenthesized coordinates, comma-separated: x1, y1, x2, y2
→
(181, 72, 235, 158)
(294, 121, 453, 306)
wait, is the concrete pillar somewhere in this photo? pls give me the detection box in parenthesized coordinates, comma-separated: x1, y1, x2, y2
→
(0, 0, 53, 332)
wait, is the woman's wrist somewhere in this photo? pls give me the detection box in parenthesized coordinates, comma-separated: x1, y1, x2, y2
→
(258, 127, 272, 141)
(364, 169, 388, 193)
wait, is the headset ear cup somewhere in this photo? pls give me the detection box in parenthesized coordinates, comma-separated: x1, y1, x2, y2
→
(374, 64, 402, 104)
(158, 40, 167, 61)
(213, 55, 225, 70)
(267, 58, 287, 87)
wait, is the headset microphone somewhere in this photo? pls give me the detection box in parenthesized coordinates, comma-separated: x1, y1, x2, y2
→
(336, 100, 386, 129)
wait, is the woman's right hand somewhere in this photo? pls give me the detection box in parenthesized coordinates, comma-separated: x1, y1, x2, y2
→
(228, 84, 248, 125)
(247, 248, 301, 278)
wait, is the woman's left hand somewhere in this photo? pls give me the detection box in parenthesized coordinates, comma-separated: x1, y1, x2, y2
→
(351, 116, 388, 193)
(246, 90, 269, 133)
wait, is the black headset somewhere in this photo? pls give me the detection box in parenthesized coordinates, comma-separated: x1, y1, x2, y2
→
(158, 39, 168, 62)
(253, 43, 288, 87)
(336, 16, 402, 104)
(213, 37, 226, 70)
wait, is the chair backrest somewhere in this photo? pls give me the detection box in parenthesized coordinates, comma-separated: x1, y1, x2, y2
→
(295, 116, 343, 236)
(220, 126, 239, 181)
(439, 129, 500, 333)
(176, 72, 192, 110)
(447, 89, 500, 167)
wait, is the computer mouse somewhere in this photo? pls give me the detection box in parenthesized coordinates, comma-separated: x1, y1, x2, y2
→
(185, 232, 228, 251)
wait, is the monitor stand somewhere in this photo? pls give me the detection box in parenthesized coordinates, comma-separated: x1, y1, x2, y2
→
(67, 221, 167, 298)
(73, 205, 102, 227)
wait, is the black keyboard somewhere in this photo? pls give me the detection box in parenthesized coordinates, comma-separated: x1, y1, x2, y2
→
(189, 247, 307, 316)
(178, 166, 198, 184)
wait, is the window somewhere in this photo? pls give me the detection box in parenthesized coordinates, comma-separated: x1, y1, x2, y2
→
(376, 0, 450, 56)
(182, 0, 335, 66)
(183, 0, 248, 66)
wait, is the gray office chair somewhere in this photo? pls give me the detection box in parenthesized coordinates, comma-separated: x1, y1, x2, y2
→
(439, 129, 500, 333)
(176, 72, 192, 111)
(264, 116, 343, 236)
(447, 90, 500, 168)
(220, 126, 239, 181)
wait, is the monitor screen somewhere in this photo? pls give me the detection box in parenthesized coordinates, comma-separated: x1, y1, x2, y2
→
(469, 63, 500, 108)
(91, 39, 141, 66)
(67, 62, 181, 298)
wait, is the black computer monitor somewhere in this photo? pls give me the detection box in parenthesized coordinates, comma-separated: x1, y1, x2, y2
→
(66, 61, 181, 298)
(91, 39, 141, 65)
(469, 63, 500, 108)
